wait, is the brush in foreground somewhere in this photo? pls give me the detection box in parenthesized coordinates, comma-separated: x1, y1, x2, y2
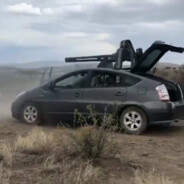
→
(15, 128, 53, 155)
(58, 126, 117, 159)
(60, 159, 104, 184)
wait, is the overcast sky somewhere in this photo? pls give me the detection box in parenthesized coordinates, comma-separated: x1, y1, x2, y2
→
(0, 0, 184, 64)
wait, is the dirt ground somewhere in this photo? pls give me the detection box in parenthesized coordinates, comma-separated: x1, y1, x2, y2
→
(1, 102, 184, 184)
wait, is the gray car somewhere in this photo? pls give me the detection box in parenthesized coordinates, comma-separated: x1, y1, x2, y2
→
(11, 40, 184, 134)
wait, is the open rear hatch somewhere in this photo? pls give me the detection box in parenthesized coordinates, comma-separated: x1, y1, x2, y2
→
(131, 41, 184, 73)
(65, 40, 184, 102)
(131, 41, 184, 102)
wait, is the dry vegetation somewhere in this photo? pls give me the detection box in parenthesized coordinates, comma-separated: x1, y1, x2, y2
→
(57, 126, 117, 159)
(0, 125, 178, 184)
(0, 142, 12, 184)
(0, 108, 181, 184)
(59, 159, 104, 184)
(15, 128, 53, 154)
(0, 164, 11, 184)
(0, 125, 115, 184)
(134, 170, 173, 184)
(0, 142, 13, 167)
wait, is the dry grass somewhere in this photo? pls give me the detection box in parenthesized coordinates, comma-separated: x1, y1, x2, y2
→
(0, 142, 13, 167)
(60, 159, 104, 184)
(57, 126, 118, 160)
(40, 155, 105, 184)
(15, 128, 53, 155)
(0, 163, 11, 184)
(37, 127, 107, 184)
(134, 170, 174, 184)
(40, 156, 60, 175)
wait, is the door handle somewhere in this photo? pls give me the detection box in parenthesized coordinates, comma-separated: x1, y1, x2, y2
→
(115, 92, 124, 96)
(75, 92, 81, 97)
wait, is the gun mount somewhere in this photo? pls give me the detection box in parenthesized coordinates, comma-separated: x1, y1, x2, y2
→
(41, 40, 184, 84)
(65, 40, 142, 69)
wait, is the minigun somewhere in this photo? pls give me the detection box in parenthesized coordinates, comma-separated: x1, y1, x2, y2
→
(65, 40, 143, 69)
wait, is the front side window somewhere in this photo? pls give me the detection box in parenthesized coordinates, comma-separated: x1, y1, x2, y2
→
(55, 72, 88, 88)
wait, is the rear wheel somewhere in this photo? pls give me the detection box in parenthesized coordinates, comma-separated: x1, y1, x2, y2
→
(120, 107, 148, 135)
(21, 103, 41, 125)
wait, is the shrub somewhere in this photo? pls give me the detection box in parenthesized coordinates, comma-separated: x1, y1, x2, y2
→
(74, 104, 118, 131)
(15, 128, 53, 155)
(0, 142, 13, 167)
(59, 126, 118, 159)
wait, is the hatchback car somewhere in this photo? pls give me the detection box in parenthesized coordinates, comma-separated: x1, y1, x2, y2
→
(11, 40, 184, 134)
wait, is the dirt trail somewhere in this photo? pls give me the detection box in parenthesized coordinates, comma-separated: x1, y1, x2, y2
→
(0, 101, 184, 183)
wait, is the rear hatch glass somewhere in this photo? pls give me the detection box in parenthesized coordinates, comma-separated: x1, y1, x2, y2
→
(131, 42, 184, 73)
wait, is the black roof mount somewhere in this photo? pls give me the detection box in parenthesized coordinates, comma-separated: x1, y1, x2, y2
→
(65, 40, 137, 69)
(65, 40, 184, 70)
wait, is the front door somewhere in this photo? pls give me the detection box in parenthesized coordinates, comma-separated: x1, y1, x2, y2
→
(41, 70, 89, 122)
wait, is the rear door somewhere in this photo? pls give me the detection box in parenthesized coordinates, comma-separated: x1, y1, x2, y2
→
(82, 70, 133, 115)
(131, 41, 184, 73)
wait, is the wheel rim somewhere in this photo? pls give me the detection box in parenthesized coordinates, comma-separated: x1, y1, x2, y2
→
(123, 111, 142, 131)
(24, 106, 38, 124)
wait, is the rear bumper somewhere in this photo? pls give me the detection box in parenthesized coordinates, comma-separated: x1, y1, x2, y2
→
(171, 101, 184, 120)
(144, 101, 184, 125)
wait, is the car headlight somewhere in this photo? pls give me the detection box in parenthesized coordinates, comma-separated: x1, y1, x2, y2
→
(15, 91, 26, 100)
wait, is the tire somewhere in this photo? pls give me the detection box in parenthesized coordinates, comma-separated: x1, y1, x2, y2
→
(120, 106, 148, 135)
(21, 103, 42, 125)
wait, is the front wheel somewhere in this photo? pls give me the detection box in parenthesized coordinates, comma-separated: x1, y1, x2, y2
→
(120, 107, 148, 135)
(21, 103, 41, 125)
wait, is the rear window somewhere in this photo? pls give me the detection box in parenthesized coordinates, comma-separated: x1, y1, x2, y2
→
(139, 49, 161, 68)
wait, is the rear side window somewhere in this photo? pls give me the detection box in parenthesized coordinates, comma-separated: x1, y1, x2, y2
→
(90, 71, 140, 87)
(121, 74, 140, 87)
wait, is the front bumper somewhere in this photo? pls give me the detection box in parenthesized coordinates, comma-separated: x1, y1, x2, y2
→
(11, 101, 21, 120)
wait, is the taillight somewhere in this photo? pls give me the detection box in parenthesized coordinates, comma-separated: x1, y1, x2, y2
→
(156, 84, 170, 102)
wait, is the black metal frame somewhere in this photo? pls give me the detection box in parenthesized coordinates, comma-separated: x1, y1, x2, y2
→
(65, 40, 137, 69)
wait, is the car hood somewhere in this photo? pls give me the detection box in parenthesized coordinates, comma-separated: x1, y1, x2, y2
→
(131, 41, 184, 73)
